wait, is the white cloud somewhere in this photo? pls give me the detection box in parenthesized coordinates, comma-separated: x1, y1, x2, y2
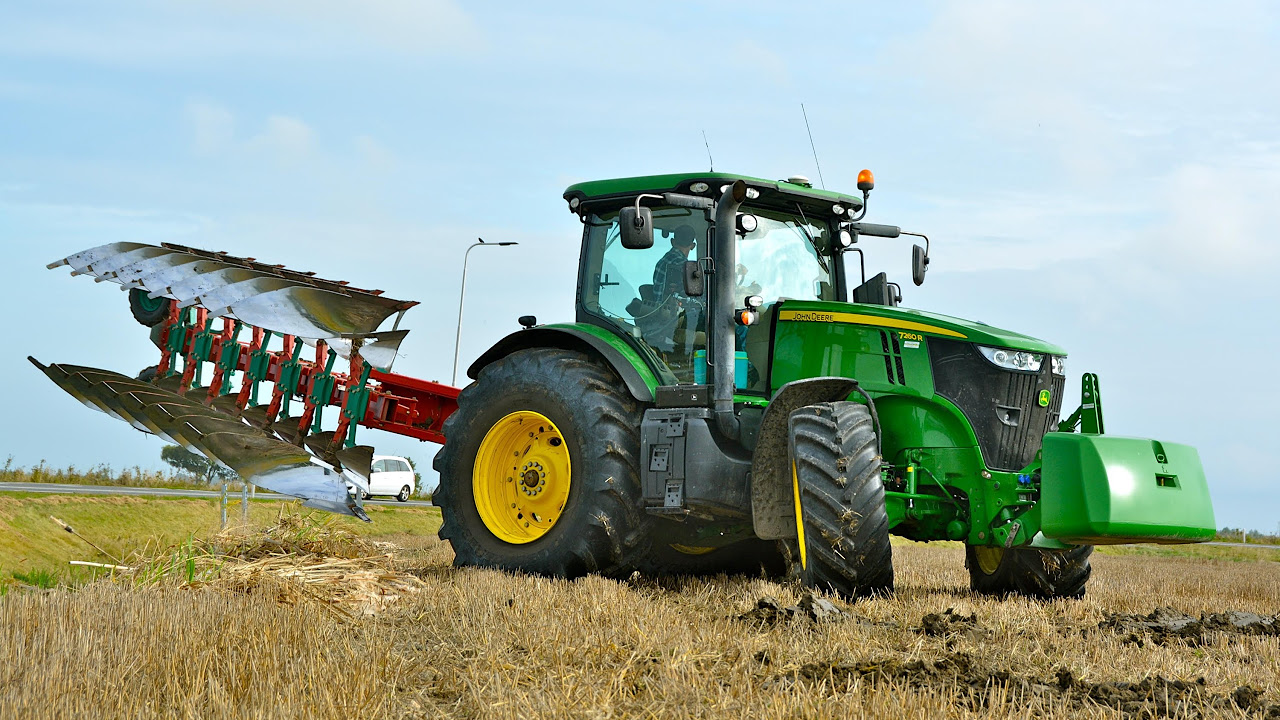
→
(887, 0, 1280, 184)
(0, 0, 480, 65)
(247, 115, 314, 160)
(240, 0, 482, 52)
(355, 135, 394, 170)
(185, 100, 235, 155)
(192, 0, 481, 54)
(184, 100, 321, 162)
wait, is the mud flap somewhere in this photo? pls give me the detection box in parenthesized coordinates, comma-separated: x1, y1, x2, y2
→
(749, 377, 860, 540)
(1040, 432, 1215, 545)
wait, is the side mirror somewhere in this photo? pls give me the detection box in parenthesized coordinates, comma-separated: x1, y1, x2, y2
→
(683, 260, 704, 296)
(619, 206, 654, 249)
(912, 244, 929, 286)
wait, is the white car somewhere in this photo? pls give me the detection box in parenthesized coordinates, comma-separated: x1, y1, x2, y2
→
(349, 455, 416, 502)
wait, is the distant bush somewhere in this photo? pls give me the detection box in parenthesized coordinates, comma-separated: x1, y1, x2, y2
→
(1, 456, 206, 490)
(1216, 526, 1280, 545)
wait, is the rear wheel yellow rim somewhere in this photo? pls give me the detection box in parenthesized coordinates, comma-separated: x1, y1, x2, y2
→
(973, 546, 1004, 575)
(472, 410, 571, 544)
(670, 544, 716, 556)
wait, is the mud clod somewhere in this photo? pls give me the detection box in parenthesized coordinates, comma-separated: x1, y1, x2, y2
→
(738, 591, 901, 627)
(1100, 607, 1280, 645)
(787, 652, 1277, 718)
(1205, 611, 1279, 635)
(739, 593, 849, 625)
(1232, 685, 1265, 711)
(798, 592, 845, 623)
(918, 608, 989, 639)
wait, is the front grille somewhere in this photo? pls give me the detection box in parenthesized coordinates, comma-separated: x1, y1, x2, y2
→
(929, 339, 1065, 471)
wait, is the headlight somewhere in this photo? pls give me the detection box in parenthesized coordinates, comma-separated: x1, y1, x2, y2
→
(1051, 356, 1066, 376)
(978, 345, 1043, 372)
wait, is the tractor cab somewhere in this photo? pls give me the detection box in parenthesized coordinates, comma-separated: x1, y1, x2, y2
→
(564, 172, 908, 393)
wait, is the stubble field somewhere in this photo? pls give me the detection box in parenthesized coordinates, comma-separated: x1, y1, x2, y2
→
(2, 499, 1279, 719)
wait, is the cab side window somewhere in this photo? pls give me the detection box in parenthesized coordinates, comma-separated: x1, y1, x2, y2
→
(581, 208, 710, 383)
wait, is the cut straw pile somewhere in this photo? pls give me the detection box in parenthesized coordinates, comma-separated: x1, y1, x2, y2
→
(132, 507, 427, 617)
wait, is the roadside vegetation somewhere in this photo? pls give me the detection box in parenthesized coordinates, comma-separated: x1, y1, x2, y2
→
(2, 456, 208, 490)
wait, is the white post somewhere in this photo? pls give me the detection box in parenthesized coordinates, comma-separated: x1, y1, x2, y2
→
(220, 482, 228, 529)
(241, 482, 249, 525)
(451, 239, 518, 386)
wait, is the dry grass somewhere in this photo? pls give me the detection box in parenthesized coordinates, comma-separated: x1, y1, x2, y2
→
(3, 530, 1279, 719)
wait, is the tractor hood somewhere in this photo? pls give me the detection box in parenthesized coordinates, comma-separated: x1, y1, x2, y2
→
(777, 300, 1068, 356)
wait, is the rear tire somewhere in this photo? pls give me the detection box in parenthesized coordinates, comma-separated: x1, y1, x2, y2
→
(396, 486, 410, 503)
(966, 544, 1093, 599)
(129, 288, 171, 327)
(789, 401, 893, 598)
(433, 347, 650, 578)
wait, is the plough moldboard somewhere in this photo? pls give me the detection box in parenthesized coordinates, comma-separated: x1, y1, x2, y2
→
(37, 241, 460, 519)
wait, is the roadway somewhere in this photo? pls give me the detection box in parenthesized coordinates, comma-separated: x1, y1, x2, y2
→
(0, 482, 436, 508)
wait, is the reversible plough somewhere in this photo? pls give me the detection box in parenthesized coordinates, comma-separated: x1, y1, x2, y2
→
(36, 241, 458, 519)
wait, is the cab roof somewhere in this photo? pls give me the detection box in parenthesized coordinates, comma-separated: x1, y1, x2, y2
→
(562, 172, 864, 214)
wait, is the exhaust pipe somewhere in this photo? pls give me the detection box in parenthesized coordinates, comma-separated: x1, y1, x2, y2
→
(712, 180, 747, 440)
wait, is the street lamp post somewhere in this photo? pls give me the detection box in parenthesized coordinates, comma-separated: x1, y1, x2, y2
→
(453, 238, 517, 386)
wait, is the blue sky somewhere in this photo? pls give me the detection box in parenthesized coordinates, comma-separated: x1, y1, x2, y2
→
(2, 1, 1277, 531)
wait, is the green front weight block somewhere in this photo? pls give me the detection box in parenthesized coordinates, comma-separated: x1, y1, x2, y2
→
(1040, 432, 1215, 545)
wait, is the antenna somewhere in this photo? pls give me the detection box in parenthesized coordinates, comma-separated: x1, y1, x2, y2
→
(801, 103, 826, 189)
(702, 130, 714, 171)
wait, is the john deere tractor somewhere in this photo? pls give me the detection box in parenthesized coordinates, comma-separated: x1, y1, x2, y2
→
(434, 171, 1215, 598)
(38, 169, 1216, 600)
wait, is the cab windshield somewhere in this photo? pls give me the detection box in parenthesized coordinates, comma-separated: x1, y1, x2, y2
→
(734, 207, 834, 304)
(578, 203, 836, 387)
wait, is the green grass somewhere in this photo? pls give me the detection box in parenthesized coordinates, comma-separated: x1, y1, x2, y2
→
(0, 492, 441, 586)
(1096, 542, 1280, 562)
(10, 569, 58, 589)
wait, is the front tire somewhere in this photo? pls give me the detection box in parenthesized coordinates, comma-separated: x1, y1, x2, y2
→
(433, 347, 649, 578)
(966, 544, 1093, 599)
(789, 401, 893, 598)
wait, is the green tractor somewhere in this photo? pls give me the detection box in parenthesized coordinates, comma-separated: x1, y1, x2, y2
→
(434, 170, 1216, 599)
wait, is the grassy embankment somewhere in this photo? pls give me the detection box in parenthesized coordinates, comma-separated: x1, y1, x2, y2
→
(0, 492, 440, 587)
